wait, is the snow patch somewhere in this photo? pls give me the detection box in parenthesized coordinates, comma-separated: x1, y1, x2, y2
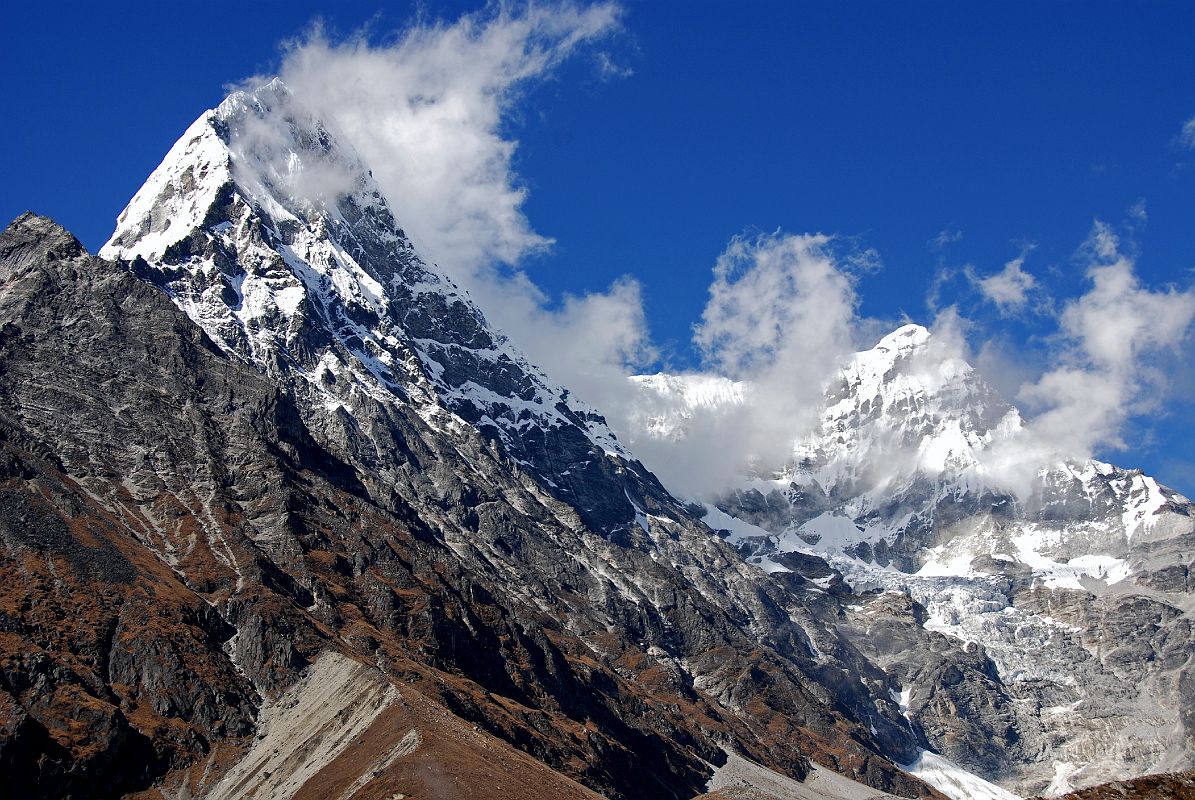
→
(900, 750, 1021, 800)
(1045, 760, 1078, 796)
(706, 751, 904, 799)
(796, 512, 868, 552)
(701, 503, 783, 545)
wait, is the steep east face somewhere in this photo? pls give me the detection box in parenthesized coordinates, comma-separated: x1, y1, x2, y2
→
(0, 80, 951, 800)
(633, 324, 1195, 797)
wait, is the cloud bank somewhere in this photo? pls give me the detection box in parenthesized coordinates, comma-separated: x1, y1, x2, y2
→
(620, 222, 1195, 502)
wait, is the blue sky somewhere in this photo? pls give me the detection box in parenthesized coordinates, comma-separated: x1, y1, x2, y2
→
(4, 1, 1195, 493)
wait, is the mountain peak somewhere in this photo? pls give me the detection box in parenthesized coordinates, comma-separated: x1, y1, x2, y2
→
(97, 81, 637, 528)
(103, 77, 385, 266)
(216, 76, 291, 117)
(840, 324, 949, 401)
(874, 322, 931, 353)
(101, 107, 232, 263)
(2, 212, 88, 274)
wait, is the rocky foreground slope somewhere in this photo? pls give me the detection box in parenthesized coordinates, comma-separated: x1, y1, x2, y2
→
(633, 324, 1195, 797)
(0, 79, 957, 800)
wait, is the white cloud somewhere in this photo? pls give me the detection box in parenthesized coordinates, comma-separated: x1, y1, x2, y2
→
(931, 228, 963, 251)
(1063, 223, 1194, 373)
(1127, 197, 1148, 224)
(1181, 115, 1195, 149)
(984, 222, 1195, 493)
(973, 335, 1043, 407)
(969, 256, 1037, 314)
(703, 233, 862, 442)
(223, 85, 364, 211)
(694, 232, 857, 380)
(613, 232, 861, 496)
(275, 4, 622, 274)
(492, 272, 658, 413)
(241, 3, 653, 405)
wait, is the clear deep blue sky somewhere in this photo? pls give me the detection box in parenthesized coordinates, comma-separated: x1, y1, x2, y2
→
(4, 1, 1195, 490)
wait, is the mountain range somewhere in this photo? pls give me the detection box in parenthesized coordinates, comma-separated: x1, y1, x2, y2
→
(0, 78, 1191, 800)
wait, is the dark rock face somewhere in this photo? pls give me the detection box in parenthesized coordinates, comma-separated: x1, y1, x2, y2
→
(839, 589, 1023, 776)
(0, 200, 941, 800)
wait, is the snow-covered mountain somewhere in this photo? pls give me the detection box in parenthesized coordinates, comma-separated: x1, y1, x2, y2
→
(7, 73, 1193, 800)
(0, 78, 974, 800)
(632, 323, 1195, 796)
(100, 79, 630, 516)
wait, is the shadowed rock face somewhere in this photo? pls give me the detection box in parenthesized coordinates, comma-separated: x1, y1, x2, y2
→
(0, 206, 944, 800)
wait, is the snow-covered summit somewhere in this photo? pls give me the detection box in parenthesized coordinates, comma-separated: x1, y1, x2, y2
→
(101, 79, 636, 517)
(631, 372, 746, 408)
(627, 372, 746, 440)
(790, 324, 1190, 567)
(631, 323, 1191, 572)
(873, 322, 931, 354)
(814, 323, 1018, 484)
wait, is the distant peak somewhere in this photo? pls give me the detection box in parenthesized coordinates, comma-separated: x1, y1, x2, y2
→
(874, 323, 931, 353)
(630, 372, 746, 408)
(4, 211, 82, 245)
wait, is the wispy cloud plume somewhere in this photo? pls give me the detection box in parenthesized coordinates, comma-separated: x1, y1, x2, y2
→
(1180, 115, 1195, 150)
(254, 3, 653, 402)
(276, 3, 622, 272)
